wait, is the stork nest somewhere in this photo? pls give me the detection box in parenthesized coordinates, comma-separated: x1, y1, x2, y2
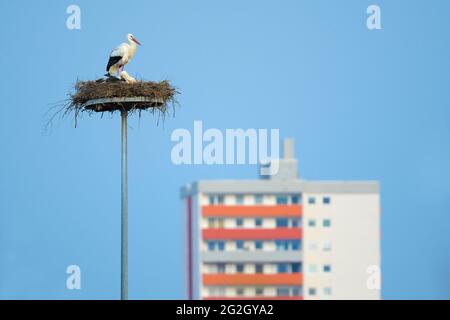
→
(48, 77, 179, 128)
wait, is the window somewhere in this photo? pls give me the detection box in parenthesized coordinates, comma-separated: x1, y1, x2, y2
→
(276, 240, 299, 251)
(236, 195, 244, 204)
(276, 196, 288, 204)
(254, 195, 263, 204)
(276, 240, 288, 251)
(277, 263, 288, 273)
(308, 264, 317, 273)
(236, 218, 244, 227)
(207, 264, 218, 273)
(308, 196, 316, 204)
(292, 240, 301, 251)
(208, 195, 216, 205)
(291, 263, 301, 273)
(322, 241, 332, 251)
(292, 195, 301, 204)
(208, 241, 225, 251)
(308, 288, 317, 296)
(255, 287, 264, 296)
(255, 264, 264, 274)
(217, 263, 226, 274)
(277, 288, 290, 296)
(255, 241, 263, 250)
(292, 218, 301, 228)
(255, 218, 263, 227)
(292, 287, 301, 296)
(236, 288, 244, 296)
(323, 219, 331, 227)
(323, 287, 332, 296)
(218, 195, 225, 204)
(276, 218, 289, 227)
(236, 240, 245, 250)
(323, 196, 331, 205)
(208, 218, 224, 228)
(236, 264, 244, 273)
(323, 265, 332, 273)
(308, 219, 316, 227)
(209, 287, 225, 296)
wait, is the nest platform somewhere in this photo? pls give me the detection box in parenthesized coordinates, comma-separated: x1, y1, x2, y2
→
(72, 78, 176, 113)
(83, 96, 165, 112)
(57, 77, 178, 126)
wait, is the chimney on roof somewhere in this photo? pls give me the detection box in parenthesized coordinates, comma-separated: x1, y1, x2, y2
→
(259, 138, 299, 180)
(283, 138, 295, 159)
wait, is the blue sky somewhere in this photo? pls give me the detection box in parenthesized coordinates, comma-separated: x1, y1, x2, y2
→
(0, 0, 449, 299)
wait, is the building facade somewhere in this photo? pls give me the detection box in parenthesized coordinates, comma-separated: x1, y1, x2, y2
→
(180, 139, 381, 300)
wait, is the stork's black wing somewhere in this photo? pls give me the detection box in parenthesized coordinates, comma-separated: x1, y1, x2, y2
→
(106, 56, 122, 72)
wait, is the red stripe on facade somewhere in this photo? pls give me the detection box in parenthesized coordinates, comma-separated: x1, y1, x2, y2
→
(202, 205, 302, 217)
(187, 196, 193, 300)
(202, 227, 302, 240)
(203, 273, 303, 285)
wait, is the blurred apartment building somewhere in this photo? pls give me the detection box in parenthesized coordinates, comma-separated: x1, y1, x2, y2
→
(180, 139, 381, 300)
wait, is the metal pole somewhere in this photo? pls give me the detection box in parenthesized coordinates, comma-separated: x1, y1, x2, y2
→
(121, 110, 128, 300)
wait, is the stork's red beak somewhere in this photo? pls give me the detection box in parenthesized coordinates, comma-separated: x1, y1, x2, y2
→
(132, 37, 141, 46)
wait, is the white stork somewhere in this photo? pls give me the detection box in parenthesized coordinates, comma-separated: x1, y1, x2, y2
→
(120, 71, 137, 83)
(106, 33, 141, 76)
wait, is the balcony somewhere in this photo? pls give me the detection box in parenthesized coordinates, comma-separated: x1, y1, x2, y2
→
(202, 205, 302, 218)
(203, 273, 303, 286)
(202, 227, 302, 240)
(202, 251, 302, 263)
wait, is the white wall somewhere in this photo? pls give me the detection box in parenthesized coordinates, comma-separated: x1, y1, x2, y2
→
(303, 193, 381, 300)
